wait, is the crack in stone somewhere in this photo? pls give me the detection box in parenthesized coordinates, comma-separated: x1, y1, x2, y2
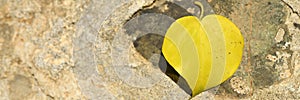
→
(142, 0, 157, 8)
(281, 0, 300, 17)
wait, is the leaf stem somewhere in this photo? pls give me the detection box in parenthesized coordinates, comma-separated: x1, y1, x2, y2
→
(194, 1, 204, 19)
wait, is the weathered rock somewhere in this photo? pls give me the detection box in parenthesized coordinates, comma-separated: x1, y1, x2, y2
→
(0, 0, 300, 99)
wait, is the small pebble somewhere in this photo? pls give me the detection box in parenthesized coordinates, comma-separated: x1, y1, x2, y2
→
(275, 28, 285, 43)
(266, 54, 277, 62)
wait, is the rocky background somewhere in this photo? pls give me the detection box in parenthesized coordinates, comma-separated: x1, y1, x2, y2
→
(0, 0, 299, 99)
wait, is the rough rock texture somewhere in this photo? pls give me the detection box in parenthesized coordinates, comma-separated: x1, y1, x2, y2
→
(74, 0, 190, 99)
(0, 0, 88, 99)
(0, 0, 300, 99)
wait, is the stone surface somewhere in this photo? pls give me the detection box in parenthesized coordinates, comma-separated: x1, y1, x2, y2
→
(0, 0, 300, 99)
(0, 0, 88, 99)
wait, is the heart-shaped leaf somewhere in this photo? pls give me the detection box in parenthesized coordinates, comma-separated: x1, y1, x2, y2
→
(162, 15, 244, 96)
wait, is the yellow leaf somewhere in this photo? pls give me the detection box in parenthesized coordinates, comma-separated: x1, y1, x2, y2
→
(162, 15, 244, 96)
